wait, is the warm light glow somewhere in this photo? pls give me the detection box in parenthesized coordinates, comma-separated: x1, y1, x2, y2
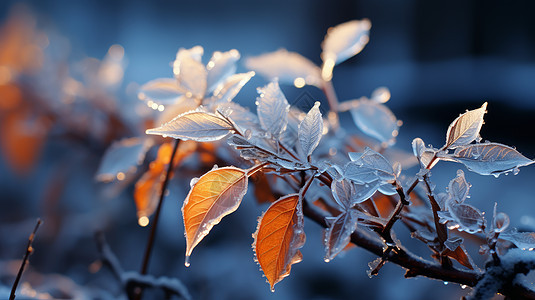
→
(321, 58, 335, 81)
(116, 172, 125, 181)
(293, 77, 305, 88)
(138, 216, 149, 227)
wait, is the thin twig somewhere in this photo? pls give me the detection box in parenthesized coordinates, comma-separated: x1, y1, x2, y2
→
(136, 139, 180, 299)
(10, 219, 42, 300)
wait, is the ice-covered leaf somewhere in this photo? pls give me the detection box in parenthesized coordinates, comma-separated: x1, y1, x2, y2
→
(206, 49, 240, 93)
(324, 210, 358, 262)
(346, 148, 395, 183)
(412, 137, 437, 168)
(452, 142, 534, 177)
(331, 178, 354, 209)
(253, 194, 305, 291)
(256, 81, 290, 138)
(96, 137, 153, 182)
(146, 109, 234, 141)
(183, 166, 248, 265)
(445, 102, 487, 149)
(321, 19, 371, 80)
(492, 203, 510, 233)
(499, 230, 535, 250)
(349, 99, 399, 146)
(245, 49, 322, 88)
(138, 78, 183, 105)
(441, 202, 485, 234)
(211, 71, 255, 104)
(443, 244, 475, 270)
(448, 169, 470, 203)
(298, 102, 323, 157)
(352, 181, 382, 205)
(175, 55, 207, 99)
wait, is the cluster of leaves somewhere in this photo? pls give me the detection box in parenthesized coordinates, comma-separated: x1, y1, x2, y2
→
(95, 18, 535, 298)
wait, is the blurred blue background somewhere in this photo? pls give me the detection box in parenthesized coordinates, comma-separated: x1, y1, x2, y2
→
(1, 0, 535, 299)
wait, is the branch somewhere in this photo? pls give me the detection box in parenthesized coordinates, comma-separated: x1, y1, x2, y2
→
(10, 219, 42, 300)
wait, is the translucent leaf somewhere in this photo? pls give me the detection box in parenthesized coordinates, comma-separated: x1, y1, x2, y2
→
(324, 210, 358, 262)
(445, 102, 487, 149)
(321, 19, 371, 80)
(346, 148, 395, 183)
(211, 71, 255, 104)
(96, 137, 153, 182)
(253, 194, 305, 291)
(440, 202, 485, 234)
(452, 142, 534, 177)
(256, 81, 290, 138)
(155, 96, 200, 125)
(206, 49, 240, 93)
(443, 244, 475, 270)
(146, 109, 234, 141)
(245, 49, 322, 88)
(349, 99, 399, 146)
(298, 102, 323, 157)
(331, 178, 354, 209)
(183, 166, 249, 265)
(499, 230, 535, 250)
(175, 55, 207, 99)
(352, 181, 382, 205)
(412, 137, 437, 168)
(448, 169, 470, 203)
(492, 203, 510, 233)
(138, 78, 183, 105)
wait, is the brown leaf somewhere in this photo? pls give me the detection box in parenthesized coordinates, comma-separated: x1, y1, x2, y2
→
(444, 244, 474, 270)
(253, 194, 305, 291)
(183, 166, 248, 266)
(445, 102, 487, 149)
(134, 141, 196, 225)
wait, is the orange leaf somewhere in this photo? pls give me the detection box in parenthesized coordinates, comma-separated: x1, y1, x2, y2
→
(253, 194, 305, 291)
(134, 141, 196, 225)
(182, 166, 248, 266)
(444, 244, 474, 270)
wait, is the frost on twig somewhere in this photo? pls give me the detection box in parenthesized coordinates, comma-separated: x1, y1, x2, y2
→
(95, 232, 191, 300)
(464, 249, 535, 300)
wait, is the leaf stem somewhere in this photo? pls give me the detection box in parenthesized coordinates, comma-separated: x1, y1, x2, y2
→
(321, 80, 340, 131)
(136, 139, 180, 299)
(10, 219, 42, 300)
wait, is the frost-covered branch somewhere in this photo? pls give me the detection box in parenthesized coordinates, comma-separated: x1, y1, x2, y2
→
(10, 219, 42, 300)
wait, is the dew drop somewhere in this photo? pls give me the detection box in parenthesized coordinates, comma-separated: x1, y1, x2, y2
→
(460, 284, 467, 289)
(513, 167, 520, 175)
(185, 256, 191, 267)
(324, 258, 331, 263)
(444, 282, 449, 285)
(116, 172, 125, 181)
(138, 216, 149, 227)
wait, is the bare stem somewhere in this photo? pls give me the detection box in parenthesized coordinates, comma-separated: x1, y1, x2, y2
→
(136, 139, 180, 299)
(10, 219, 42, 300)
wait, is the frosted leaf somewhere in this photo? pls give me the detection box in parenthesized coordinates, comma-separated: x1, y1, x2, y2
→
(256, 81, 290, 138)
(211, 72, 255, 104)
(445, 102, 487, 149)
(174, 46, 203, 66)
(245, 49, 322, 88)
(138, 78, 183, 105)
(156, 96, 200, 125)
(436, 192, 451, 211)
(217, 102, 262, 133)
(383, 147, 418, 170)
(175, 55, 207, 99)
(349, 99, 399, 146)
(448, 169, 470, 203)
(445, 202, 485, 234)
(324, 210, 358, 262)
(452, 142, 534, 177)
(331, 178, 354, 209)
(206, 49, 240, 93)
(146, 109, 234, 141)
(499, 230, 535, 250)
(321, 19, 371, 80)
(346, 148, 395, 183)
(412, 138, 437, 168)
(280, 107, 301, 147)
(298, 102, 323, 157)
(96, 137, 153, 182)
